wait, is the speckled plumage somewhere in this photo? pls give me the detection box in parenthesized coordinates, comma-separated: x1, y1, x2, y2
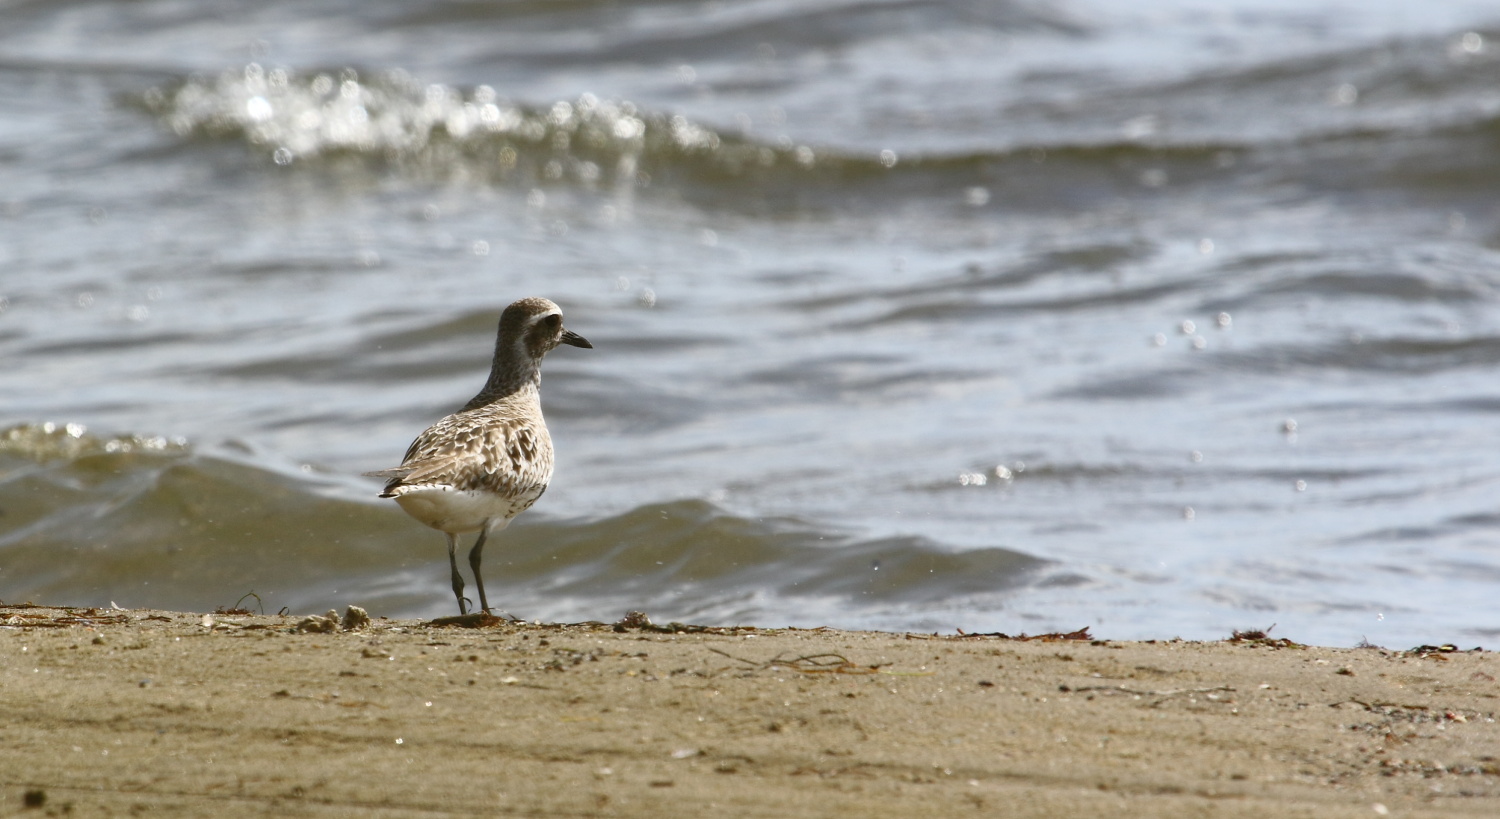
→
(366, 297, 591, 615)
(374, 392, 553, 532)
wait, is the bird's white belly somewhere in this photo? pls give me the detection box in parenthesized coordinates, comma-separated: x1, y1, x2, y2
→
(392, 486, 520, 535)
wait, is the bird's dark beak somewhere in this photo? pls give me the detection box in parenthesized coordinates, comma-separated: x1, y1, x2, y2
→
(560, 329, 592, 349)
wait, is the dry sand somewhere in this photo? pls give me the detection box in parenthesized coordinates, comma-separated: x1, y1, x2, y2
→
(2, 603, 1498, 817)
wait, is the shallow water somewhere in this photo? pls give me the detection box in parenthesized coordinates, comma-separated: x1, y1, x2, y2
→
(4, 0, 1500, 646)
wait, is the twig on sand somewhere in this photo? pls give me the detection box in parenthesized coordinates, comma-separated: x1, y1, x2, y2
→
(954, 627, 1094, 642)
(706, 647, 893, 675)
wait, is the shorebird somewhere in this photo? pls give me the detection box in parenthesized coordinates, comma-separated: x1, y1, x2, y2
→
(366, 297, 591, 615)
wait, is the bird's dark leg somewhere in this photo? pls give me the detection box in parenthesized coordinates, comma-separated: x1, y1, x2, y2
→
(469, 523, 491, 614)
(446, 533, 468, 615)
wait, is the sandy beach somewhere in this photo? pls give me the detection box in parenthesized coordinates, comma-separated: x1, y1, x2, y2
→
(2, 603, 1497, 817)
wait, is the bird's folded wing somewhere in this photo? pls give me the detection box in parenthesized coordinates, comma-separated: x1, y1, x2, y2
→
(362, 466, 414, 480)
(364, 415, 547, 495)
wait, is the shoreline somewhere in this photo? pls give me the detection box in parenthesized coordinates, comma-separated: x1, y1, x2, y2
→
(3, 603, 1498, 817)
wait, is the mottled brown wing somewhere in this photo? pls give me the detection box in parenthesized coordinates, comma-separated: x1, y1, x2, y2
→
(368, 410, 552, 500)
(365, 414, 475, 495)
(471, 420, 553, 500)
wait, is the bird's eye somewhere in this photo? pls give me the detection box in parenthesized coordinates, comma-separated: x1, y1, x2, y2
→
(545, 314, 562, 327)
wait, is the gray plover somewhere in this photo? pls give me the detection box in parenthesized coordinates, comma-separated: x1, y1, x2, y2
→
(365, 297, 591, 615)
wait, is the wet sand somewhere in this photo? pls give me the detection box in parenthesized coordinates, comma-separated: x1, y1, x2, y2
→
(2, 604, 1497, 817)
